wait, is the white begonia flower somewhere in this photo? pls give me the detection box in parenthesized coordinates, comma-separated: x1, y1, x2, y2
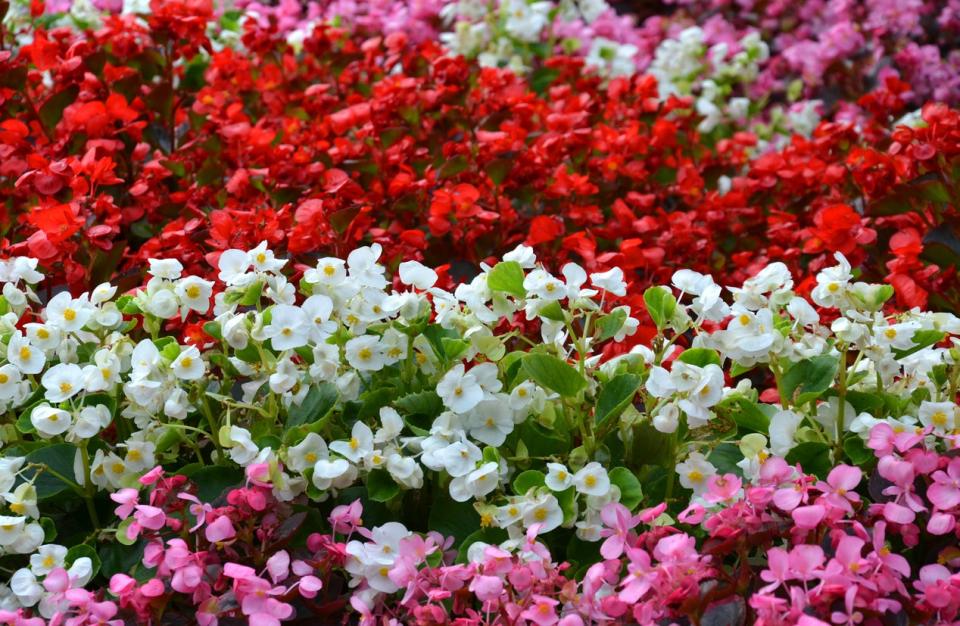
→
(523, 269, 566, 301)
(645, 366, 676, 398)
(375, 407, 404, 444)
(24, 322, 60, 350)
(769, 408, 803, 456)
(222, 313, 250, 349)
(82, 349, 121, 392)
(508, 380, 541, 413)
(813, 397, 856, 433)
(387, 454, 422, 489)
(467, 397, 514, 446)
(9, 568, 42, 607)
(503, 244, 537, 268)
(90, 282, 117, 305)
(436, 440, 482, 477)
(875, 321, 922, 351)
(123, 439, 156, 472)
(69, 404, 111, 441)
(286, 433, 329, 473)
(45, 291, 93, 331)
(5, 483, 37, 519)
(30, 544, 67, 576)
(226, 426, 259, 465)
(163, 387, 190, 420)
(545, 463, 574, 491)
(171, 346, 205, 380)
(449, 461, 499, 502)
(302, 294, 336, 339)
(0, 457, 25, 495)
(0, 257, 43, 284)
(522, 493, 564, 532)
(31, 404, 72, 438)
(787, 297, 820, 327)
(347, 244, 387, 289)
(345, 335, 387, 372)
(0, 364, 23, 400)
(312, 458, 353, 490)
(398, 261, 438, 290)
(437, 364, 484, 414)
(502, 0, 551, 42)
(330, 421, 374, 463)
(263, 305, 309, 351)
(175, 276, 214, 313)
(590, 267, 627, 296)
(573, 462, 610, 497)
(249, 241, 286, 273)
(652, 402, 680, 434)
(218, 249, 252, 286)
(0, 516, 27, 546)
(145, 288, 179, 319)
(676, 451, 716, 496)
(7, 333, 45, 374)
(148, 258, 183, 280)
(811, 252, 853, 308)
(304, 257, 347, 286)
(919, 401, 958, 433)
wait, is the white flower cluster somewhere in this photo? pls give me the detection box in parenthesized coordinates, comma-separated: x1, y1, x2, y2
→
(649, 27, 770, 133)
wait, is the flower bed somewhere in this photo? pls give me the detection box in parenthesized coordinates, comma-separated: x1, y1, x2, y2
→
(0, 243, 959, 623)
(1, 1, 960, 624)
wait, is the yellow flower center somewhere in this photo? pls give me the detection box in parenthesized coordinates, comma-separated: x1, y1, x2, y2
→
(10, 502, 26, 514)
(454, 386, 463, 397)
(19, 346, 31, 361)
(37, 328, 50, 339)
(64, 308, 77, 321)
(349, 437, 359, 450)
(827, 283, 840, 293)
(256, 253, 267, 264)
(111, 462, 125, 474)
(101, 368, 112, 380)
(48, 412, 59, 422)
(534, 508, 547, 521)
(738, 314, 750, 326)
(358, 348, 372, 361)
(127, 449, 143, 462)
(584, 475, 597, 488)
(305, 452, 318, 464)
(688, 470, 703, 482)
(884, 328, 897, 339)
(0, 373, 8, 384)
(186, 285, 201, 299)
(932, 411, 948, 426)
(323, 265, 336, 276)
(181, 356, 193, 368)
(59, 382, 72, 394)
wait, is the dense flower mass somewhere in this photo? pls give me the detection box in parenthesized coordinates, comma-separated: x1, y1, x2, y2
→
(1, 0, 959, 624)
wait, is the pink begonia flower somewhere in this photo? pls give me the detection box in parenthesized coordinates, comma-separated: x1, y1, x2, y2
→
(133, 505, 166, 530)
(138, 466, 164, 486)
(926, 511, 956, 535)
(758, 548, 790, 593)
(815, 464, 861, 514)
(774, 476, 813, 511)
(878, 456, 926, 515)
(329, 500, 363, 534)
(599, 502, 639, 559)
(205, 516, 237, 543)
(266, 550, 290, 584)
(298, 575, 323, 599)
(109, 488, 139, 519)
(869, 521, 910, 577)
(618, 549, 653, 602)
(830, 586, 864, 626)
(928, 457, 960, 510)
(521, 595, 559, 626)
(914, 564, 954, 608)
(178, 492, 214, 531)
(678, 502, 706, 524)
(469, 574, 503, 602)
(704, 473, 742, 504)
(791, 504, 826, 529)
(826, 536, 868, 580)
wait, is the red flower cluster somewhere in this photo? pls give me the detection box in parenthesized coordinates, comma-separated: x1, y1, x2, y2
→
(1, 6, 957, 314)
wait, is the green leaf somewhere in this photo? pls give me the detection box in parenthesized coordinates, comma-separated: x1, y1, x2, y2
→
(395, 390, 443, 419)
(203, 321, 222, 340)
(596, 309, 627, 341)
(180, 465, 243, 502)
(727, 397, 770, 433)
(707, 442, 745, 476)
(23, 443, 79, 499)
(785, 441, 833, 480)
(286, 383, 338, 429)
(893, 330, 945, 359)
(609, 467, 643, 510)
(116, 295, 141, 315)
(441, 337, 470, 361)
(366, 469, 400, 502)
(643, 286, 676, 330)
(438, 155, 469, 179)
(781, 355, 838, 405)
(538, 300, 565, 322)
(486, 261, 526, 298)
(39, 86, 79, 133)
(595, 374, 640, 429)
(512, 469, 546, 495)
(522, 354, 586, 397)
(40, 517, 56, 542)
(486, 158, 512, 186)
(65, 544, 101, 579)
(677, 348, 722, 368)
(116, 518, 137, 546)
(843, 436, 874, 466)
(99, 540, 145, 577)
